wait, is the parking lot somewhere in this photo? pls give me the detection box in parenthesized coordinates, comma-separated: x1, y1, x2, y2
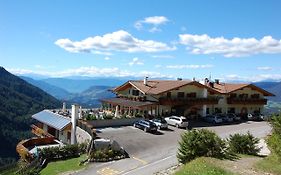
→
(77, 121, 271, 175)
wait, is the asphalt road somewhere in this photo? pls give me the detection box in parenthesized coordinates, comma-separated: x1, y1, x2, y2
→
(75, 121, 271, 175)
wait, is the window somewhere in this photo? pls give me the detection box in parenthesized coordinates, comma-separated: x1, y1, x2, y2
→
(167, 92, 171, 98)
(177, 92, 184, 98)
(132, 89, 139, 96)
(206, 108, 210, 114)
(251, 94, 260, 99)
(186, 92, 196, 98)
(230, 93, 237, 98)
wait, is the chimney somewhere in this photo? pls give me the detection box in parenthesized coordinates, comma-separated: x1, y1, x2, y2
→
(62, 102, 66, 113)
(71, 104, 79, 145)
(79, 106, 82, 119)
(204, 78, 209, 85)
(144, 77, 148, 86)
(215, 79, 220, 84)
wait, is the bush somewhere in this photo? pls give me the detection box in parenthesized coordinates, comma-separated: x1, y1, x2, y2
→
(89, 148, 126, 162)
(135, 113, 143, 118)
(267, 133, 281, 159)
(267, 114, 281, 159)
(104, 114, 114, 120)
(228, 132, 260, 155)
(39, 144, 82, 160)
(177, 129, 227, 164)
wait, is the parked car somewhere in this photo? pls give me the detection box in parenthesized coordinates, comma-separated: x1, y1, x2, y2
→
(204, 114, 223, 124)
(133, 119, 158, 132)
(227, 113, 241, 121)
(218, 114, 233, 123)
(150, 118, 168, 130)
(247, 113, 264, 121)
(165, 116, 189, 128)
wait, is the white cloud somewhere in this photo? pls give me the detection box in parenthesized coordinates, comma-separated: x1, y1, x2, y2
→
(8, 67, 172, 78)
(55, 30, 175, 53)
(179, 34, 281, 57)
(128, 57, 144, 66)
(223, 73, 281, 82)
(155, 64, 162, 68)
(134, 16, 169, 32)
(104, 57, 111, 60)
(166, 64, 213, 69)
(257, 66, 272, 71)
(151, 55, 174, 58)
(92, 50, 112, 56)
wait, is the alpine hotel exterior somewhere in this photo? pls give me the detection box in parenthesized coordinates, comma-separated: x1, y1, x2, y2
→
(101, 77, 274, 119)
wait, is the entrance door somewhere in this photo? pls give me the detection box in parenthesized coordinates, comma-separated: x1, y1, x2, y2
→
(241, 107, 248, 119)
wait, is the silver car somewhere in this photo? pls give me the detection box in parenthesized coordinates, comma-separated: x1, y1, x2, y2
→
(165, 116, 189, 128)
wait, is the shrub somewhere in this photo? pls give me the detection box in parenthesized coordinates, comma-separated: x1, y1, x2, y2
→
(39, 144, 81, 160)
(228, 132, 260, 155)
(104, 114, 114, 120)
(267, 115, 281, 159)
(135, 113, 143, 118)
(177, 129, 227, 164)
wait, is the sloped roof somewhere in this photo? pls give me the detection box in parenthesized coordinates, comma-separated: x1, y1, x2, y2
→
(32, 110, 71, 131)
(114, 80, 218, 95)
(210, 83, 274, 96)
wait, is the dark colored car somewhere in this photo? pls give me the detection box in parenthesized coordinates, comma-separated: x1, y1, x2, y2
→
(150, 118, 168, 130)
(133, 120, 158, 132)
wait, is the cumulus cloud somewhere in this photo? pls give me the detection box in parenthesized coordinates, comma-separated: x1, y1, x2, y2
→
(8, 67, 172, 78)
(151, 55, 174, 58)
(166, 64, 213, 69)
(257, 66, 272, 71)
(104, 57, 111, 60)
(129, 57, 144, 66)
(179, 34, 281, 57)
(55, 30, 175, 53)
(134, 16, 169, 32)
(222, 73, 281, 82)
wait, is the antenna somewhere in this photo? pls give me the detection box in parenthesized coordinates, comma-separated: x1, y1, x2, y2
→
(209, 72, 212, 81)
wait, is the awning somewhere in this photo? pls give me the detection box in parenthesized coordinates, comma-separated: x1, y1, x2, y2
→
(32, 110, 71, 131)
(101, 98, 158, 109)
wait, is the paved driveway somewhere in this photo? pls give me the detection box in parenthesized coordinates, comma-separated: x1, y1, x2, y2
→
(76, 121, 271, 175)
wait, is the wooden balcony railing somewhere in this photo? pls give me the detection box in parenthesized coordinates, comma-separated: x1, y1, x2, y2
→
(16, 137, 55, 162)
(31, 124, 54, 138)
(227, 98, 267, 105)
(159, 97, 219, 106)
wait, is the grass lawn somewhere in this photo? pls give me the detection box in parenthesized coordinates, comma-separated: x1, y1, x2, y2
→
(40, 154, 87, 175)
(174, 157, 235, 175)
(255, 153, 281, 175)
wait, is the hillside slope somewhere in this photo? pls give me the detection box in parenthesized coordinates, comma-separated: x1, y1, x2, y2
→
(0, 67, 61, 166)
(21, 76, 72, 100)
(254, 82, 281, 102)
(67, 85, 115, 107)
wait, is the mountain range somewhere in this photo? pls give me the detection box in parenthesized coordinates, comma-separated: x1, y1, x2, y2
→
(22, 77, 117, 108)
(0, 67, 61, 166)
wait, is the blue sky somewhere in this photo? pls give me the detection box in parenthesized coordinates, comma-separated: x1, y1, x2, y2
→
(1, 0, 281, 82)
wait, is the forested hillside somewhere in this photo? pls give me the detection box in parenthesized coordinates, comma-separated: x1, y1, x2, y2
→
(0, 67, 61, 167)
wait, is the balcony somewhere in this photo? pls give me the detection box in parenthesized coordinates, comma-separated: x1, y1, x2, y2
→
(227, 97, 267, 105)
(31, 124, 54, 138)
(159, 97, 219, 106)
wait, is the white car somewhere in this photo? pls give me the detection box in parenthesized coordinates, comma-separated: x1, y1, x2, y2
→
(165, 116, 189, 128)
